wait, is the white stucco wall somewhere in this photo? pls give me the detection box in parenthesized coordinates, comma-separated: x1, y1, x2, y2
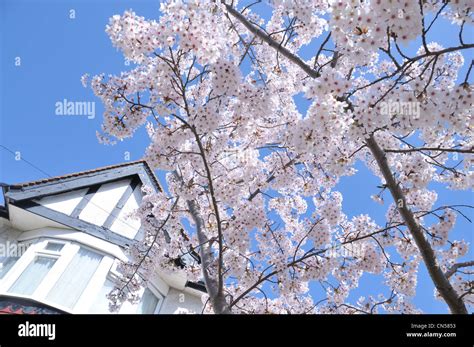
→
(27, 178, 142, 240)
(0, 219, 24, 280)
(36, 188, 88, 216)
(110, 187, 142, 239)
(0, 219, 21, 244)
(8, 205, 68, 231)
(79, 178, 131, 227)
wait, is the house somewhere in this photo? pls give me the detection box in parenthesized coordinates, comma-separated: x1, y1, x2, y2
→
(0, 161, 205, 314)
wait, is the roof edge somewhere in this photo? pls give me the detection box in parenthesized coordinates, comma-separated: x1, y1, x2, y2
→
(9, 160, 157, 189)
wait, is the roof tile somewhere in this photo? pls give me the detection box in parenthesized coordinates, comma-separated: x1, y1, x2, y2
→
(10, 160, 160, 190)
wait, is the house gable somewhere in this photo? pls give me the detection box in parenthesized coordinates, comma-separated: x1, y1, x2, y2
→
(3, 161, 159, 247)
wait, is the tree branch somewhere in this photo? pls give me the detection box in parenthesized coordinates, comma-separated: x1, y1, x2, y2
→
(384, 147, 474, 154)
(223, 2, 320, 78)
(366, 135, 467, 314)
(445, 261, 474, 279)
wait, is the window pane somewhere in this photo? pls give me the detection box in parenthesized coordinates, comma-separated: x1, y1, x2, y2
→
(136, 288, 159, 314)
(9, 256, 56, 295)
(44, 242, 64, 252)
(0, 256, 19, 279)
(46, 247, 102, 309)
(89, 278, 116, 314)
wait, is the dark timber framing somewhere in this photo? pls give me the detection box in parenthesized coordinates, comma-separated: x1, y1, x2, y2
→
(14, 200, 137, 248)
(103, 176, 142, 230)
(0, 185, 10, 219)
(2, 161, 161, 248)
(5, 162, 161, 202)
(2, 161, 160, 248)
(185, 281, 207, 293)
(0, 205, 8, 219)
(70, 184, 102, 219)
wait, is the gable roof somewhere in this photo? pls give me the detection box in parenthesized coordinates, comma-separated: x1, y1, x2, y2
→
(4, 160, 161, 202)
(9, 160, 158, 188)
(1, 160, 160, 248)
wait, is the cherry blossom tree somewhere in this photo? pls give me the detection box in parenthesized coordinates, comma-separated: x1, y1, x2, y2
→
(84, 0, 473, 314)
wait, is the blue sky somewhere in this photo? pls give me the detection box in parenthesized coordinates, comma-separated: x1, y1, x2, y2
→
(0, 0, 472, 313)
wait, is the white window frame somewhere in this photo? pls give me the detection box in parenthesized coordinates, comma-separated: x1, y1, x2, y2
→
(89, 271, 164, 314)
(0, 238, 114, 313)
(0, 235, 167, 314)
(136, 283, 164, 314)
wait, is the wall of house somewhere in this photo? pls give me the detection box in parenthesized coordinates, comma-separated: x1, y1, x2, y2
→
(109, 186, 142, 239)
(34, 178, 142, 240)
(0, 218, 21, 245)
(0, 218, 23, 283)
(160, 288, 204, 314)
(79, 178, 131, 227)
(36, 188, 88, 216)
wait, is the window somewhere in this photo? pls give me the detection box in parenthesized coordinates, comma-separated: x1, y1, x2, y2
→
(0, 256, 19, 279)
(89, 277, 162, 314)
(89, 278, 116, 314)
(0, 241, 30, 280)
(44, 242, 64, 252)
(7, 239, 65, 296)
(8, 256, 57, 295)
(46, 247, 103, 308)
(0, 237, 163, 314)
(136, 288, 160, 314)
(0, 238, 113, 313)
